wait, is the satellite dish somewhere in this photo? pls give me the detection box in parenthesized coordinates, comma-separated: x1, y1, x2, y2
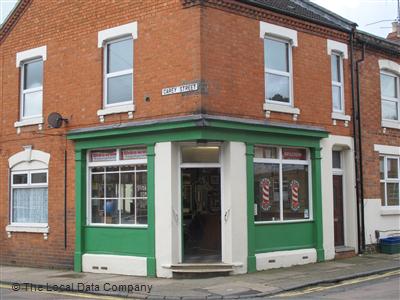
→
(48, 112, 68, 128)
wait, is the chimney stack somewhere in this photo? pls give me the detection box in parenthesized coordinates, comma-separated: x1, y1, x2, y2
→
(386, 22, 400, 44)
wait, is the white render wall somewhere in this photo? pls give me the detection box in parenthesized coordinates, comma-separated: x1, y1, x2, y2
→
(364, 199, 400, 244)
(154, 142, 180, 278)
(320, 135, 357, 260)
(221, 142, 248, 273)
(154, 141, 248, 277)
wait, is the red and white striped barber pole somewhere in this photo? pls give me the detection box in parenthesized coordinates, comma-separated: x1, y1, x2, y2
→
(260, 178, 271, 211)
(290, 179, 300, 211)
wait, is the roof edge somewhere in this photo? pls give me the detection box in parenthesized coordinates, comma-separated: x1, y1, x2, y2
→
(0, 0, 32, 44)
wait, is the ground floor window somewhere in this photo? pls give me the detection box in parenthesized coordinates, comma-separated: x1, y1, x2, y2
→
(254, 146, 311, 222)
(380, 156, 399, 206)
(11, 170, 48, 224)
(88, 147, 148, 225)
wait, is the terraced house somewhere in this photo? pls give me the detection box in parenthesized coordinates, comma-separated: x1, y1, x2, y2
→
(0, 0, 399, 278)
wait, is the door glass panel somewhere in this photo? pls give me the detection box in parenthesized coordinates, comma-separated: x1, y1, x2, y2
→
(181, 146, 220, 163)
(332, 151, 341, 169)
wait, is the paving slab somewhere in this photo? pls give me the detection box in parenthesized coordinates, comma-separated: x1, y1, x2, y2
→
(1, 254, 399, 299)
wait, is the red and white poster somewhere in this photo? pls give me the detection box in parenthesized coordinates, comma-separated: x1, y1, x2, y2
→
(121, 148, 147, 160)
(260, 178, 272, 211)
(91, 150, 117, 162)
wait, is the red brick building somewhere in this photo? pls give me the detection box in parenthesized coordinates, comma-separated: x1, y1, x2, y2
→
(0, 0, 398, 277)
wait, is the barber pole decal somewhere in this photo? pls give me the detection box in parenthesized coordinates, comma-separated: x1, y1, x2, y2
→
(290, 180, 300, 211)
(260, 178, 271, 211)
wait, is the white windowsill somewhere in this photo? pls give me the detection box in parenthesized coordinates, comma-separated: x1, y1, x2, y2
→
(97, 104, 135, 122)
(263, 103, 300, 120)
(382, 120, 400, 130)
(97, 104, 135, 116)
(14, 117, 44, 128)
(380, 206, 400, 216)
(6, 224, 49, 239)
(331, 112, 351, 121)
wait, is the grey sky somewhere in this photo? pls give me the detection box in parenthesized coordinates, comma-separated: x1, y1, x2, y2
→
(0, 0, 398, 38)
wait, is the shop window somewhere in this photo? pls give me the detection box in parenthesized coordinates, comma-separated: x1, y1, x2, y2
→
(380, 156, 400, 206)
(88, 147, 147, 225)
(11, 170, 48, 224)
(254, 146, 311, 222)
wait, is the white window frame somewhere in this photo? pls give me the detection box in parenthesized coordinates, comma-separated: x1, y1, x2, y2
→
(380, 71, 400, 123)
(20, 58, 44, 121)
(10, 169, 48, 226)
(253, 146, 313, 224)
(380, 155, 400, 207)
(264, 36, 294, 107)
(103, 36, 134, 109)
(87, 147, 148, 228)
(331, 52, 345, 114)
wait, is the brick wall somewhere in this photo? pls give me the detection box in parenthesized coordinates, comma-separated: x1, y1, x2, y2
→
(357, 48, 400, 200)
(0, 0, 201, 269)
(0, 0, 358, 268)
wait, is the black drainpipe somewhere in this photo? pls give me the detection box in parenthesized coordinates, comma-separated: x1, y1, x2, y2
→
(64, 148, 68, 249)
(351, 29, 366, 254)
(350, 29, 361, 254)
(355, 41, 366, 253)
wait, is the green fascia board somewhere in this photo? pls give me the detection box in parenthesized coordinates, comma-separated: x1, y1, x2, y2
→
(67, 115, 328, 149)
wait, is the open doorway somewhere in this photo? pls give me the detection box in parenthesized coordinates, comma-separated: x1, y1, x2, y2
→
(181, 168, 221, 262)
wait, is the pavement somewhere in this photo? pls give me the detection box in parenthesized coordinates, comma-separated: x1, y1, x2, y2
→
(1, 253, 399, 299)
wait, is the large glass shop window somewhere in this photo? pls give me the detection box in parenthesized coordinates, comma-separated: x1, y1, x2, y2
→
(88, 147, 148, 225)
(254, 146, 310, 222)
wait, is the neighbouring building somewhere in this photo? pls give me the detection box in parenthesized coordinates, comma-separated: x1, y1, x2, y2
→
(0, 0, 398, 278)
(354, 29, 400, 249)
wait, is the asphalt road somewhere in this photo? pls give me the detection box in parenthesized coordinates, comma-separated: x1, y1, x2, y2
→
(270, 271, 400, 300)
(0, 271, 399, 299)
